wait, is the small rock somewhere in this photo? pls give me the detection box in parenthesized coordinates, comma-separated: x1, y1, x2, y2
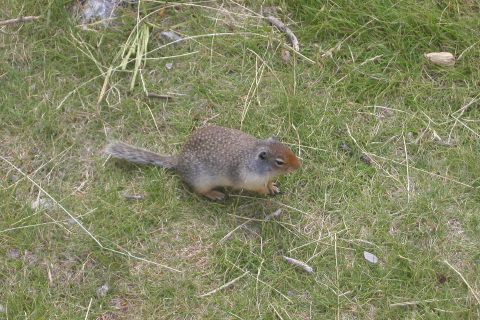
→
(433, 139, 458, 146)
(31, 198, 55, 210)
(10, 174, 19, 183)
(96, 283, 110, 297)
(424, 52, 455, 66)
(7, 248, 20, 259)
(29, 147, 40, 154)
(110, 296, 121, 307)
(159, 30, 182, 43)
(360, 155, 372, 164)
(364, 251, 379, 264)
(66, 218, 78, 225)
(281, 49, 291, 63)
(79, 0, 120, 24)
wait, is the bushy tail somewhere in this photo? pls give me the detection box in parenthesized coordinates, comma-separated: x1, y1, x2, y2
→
(105, 141, 178, 168)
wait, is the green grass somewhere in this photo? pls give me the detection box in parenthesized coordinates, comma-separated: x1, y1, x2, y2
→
(1, 0, 480, 319)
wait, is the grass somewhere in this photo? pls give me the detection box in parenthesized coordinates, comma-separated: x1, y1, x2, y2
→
(1, 0, 480, 319)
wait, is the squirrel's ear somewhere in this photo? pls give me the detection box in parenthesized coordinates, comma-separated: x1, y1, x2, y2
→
(268, 135, 278, 141)
(258, 151, 267, 160)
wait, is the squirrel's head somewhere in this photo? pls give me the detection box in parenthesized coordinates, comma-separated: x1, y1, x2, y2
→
(254, 135, 301, 176)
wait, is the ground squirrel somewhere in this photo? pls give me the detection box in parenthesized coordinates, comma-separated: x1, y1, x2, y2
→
(105, 125, 301, 200)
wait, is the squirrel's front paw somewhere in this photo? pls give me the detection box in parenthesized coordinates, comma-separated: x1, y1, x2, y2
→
(267, 182, 282, 195)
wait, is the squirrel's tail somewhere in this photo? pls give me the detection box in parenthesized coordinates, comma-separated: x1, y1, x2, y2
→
(105, 141, 178, 168)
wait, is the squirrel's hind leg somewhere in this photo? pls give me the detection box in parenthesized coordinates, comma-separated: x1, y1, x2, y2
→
(193, 188, 226, 200)
(201, 190, 227, 200)
(186, 175, 229, 200)
(192, 184, 226, 200)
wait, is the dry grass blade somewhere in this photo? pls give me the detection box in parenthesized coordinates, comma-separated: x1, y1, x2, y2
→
(131, 23, 150, 91)
(0, 155, 182, 273)
(241, 53, 266, 125)
(200, 271, 250, 297)
(390, 297, 467, 307)
(263, 13, 299, 51)
(146, 93, 175, 99)
(345, 124, 475, 188)
(97, 65, 114, 104)
(217, 220, 252, 244)
(2, 0, 480, 318)
(84, 298, 93, 320)
(0, 15, 41, 26)
(444, 260, 480, 305)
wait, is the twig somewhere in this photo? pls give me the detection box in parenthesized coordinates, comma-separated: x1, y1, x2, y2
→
(283, 256, 314, 273)
(263, 12, 299, 51)
(444, 260, 480, 305)
(200, 271, 250, 297)
(0, 16, 41, 26)
(146, 93, 175, 100)
(265, 208, 282, 221)
(122, 195, 144, 200)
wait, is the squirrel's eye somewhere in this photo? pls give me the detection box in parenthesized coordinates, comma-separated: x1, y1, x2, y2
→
(275, 159, 285, 166)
